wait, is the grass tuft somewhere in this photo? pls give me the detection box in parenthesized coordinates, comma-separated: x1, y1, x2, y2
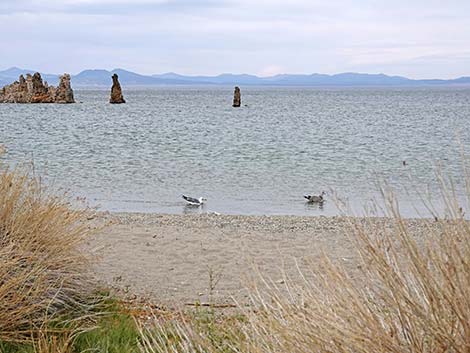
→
(0, 161, 94, 343)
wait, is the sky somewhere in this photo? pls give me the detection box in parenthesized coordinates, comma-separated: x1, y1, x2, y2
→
(1, 0, 470, 78)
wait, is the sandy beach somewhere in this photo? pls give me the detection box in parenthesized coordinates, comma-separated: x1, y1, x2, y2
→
(87, 212, 434, 308)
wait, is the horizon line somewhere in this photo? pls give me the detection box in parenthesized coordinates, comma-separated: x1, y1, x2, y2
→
(1, 66, 469, 81)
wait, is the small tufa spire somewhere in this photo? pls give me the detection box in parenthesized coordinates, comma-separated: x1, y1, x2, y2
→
(110, 74, 126, 104)
(54, 74, 75, 103)
(232, 86, 241, 107)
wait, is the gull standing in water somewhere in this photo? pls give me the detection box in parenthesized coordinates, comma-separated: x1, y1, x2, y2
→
(182, 195, 207, 206)
(304, 191, 326, 203)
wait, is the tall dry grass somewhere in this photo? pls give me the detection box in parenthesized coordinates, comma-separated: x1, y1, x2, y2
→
(138, 309, 247, 353)
(241, 173, 470, 353)
(0, 160, 93, 343)
(244, 220, 470, 352)
(139, 176, 470, 353)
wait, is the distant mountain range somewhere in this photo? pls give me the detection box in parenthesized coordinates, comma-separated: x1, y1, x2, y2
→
(1, 67, 470, 87)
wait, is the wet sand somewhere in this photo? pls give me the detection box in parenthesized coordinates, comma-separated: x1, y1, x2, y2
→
(87, 212, 432, 307)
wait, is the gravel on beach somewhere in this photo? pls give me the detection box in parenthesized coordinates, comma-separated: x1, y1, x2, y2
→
(87, 212, 439, 308)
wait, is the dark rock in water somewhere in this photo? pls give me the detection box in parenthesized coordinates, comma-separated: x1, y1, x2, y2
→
(110, 74, 125, 104)
(232, 86, 241, 107)
(0, 72, 75, 103)
(54, 74, 75, 103)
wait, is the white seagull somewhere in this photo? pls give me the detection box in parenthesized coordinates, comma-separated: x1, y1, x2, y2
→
(304, 191, 326, 203)
(182, 195, 207, 206)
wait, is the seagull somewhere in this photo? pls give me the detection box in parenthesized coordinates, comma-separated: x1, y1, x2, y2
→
(304, 191, 326, 203)
(182, 195, 207, 206)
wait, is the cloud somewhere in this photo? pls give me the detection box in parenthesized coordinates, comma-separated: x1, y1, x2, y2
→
(0, 0, 226, 15)
(0, 0, 469, 78)
(258, 65, 285, 77)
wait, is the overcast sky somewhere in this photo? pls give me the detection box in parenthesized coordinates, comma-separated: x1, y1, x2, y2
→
(1, 0, 469, 78)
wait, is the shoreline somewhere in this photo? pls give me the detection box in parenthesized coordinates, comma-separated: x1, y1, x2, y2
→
(96, 210, 440, 221)
(88, 212, 436, 307)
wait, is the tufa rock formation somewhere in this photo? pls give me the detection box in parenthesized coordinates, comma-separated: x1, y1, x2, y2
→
(0, 72, 75, 104)
(109, 74, 125, 104)
(232, 86, 241, 107)
(54, 74, 75, 103)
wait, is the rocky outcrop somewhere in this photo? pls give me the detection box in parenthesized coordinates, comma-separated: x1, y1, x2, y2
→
(30, 72, 54, 103)
(0, 72, 75, 103)
(232, 86, 241, 107)
(54, 74, 75, 103)
(109, 74, 125, 104)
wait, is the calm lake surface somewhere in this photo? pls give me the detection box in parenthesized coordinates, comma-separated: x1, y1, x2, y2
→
(1, 86, 470, 217)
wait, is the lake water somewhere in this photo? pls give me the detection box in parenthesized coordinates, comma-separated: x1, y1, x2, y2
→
(1, 86, 470, 217)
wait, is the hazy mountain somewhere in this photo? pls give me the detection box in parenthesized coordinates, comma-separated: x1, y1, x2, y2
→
(72, 69, 162, 86)
(0, 67, 59, 86)
(152, 73, 262, 85)
(261, 73, 412, 86)
(72, 69, 112, 85)
(73, 69, 194, 86)
(153, 71, 469, 86)
(1, 67, 469, 87)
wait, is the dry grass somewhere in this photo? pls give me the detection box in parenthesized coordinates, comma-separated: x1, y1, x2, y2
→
(237, 177, 470, 353)
(139, 179, 470, 353)
(31, 328, 76, 353)
(242, 220, 470, 352)
(0, 160, 94, 343)
(138, 308, 247, 353)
